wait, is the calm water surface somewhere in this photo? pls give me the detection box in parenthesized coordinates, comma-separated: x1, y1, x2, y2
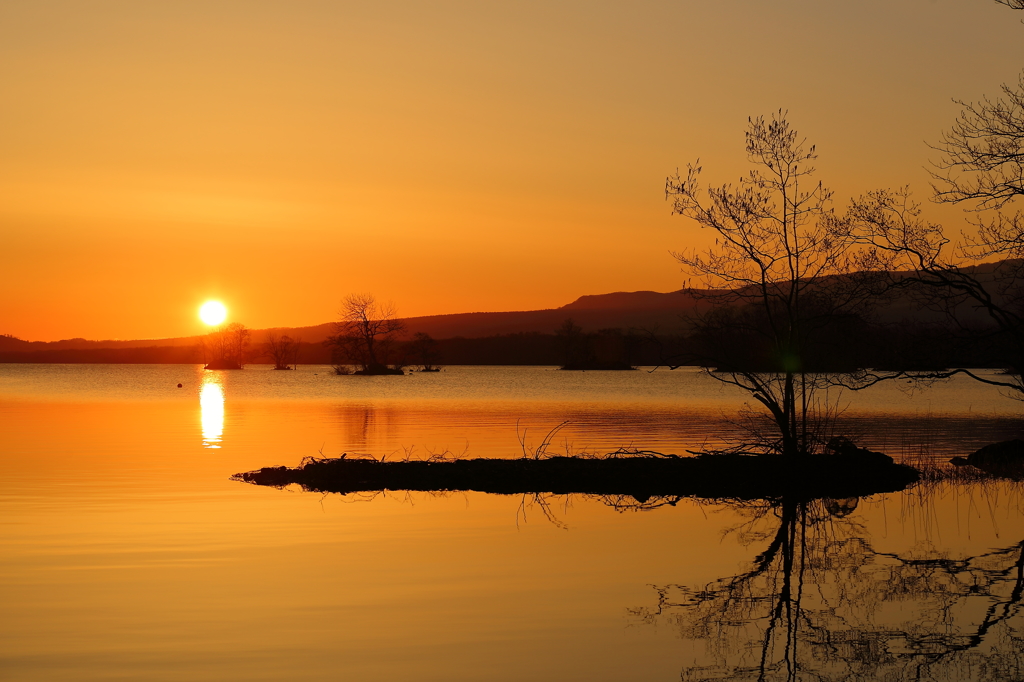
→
(1, 364, 1022, 680)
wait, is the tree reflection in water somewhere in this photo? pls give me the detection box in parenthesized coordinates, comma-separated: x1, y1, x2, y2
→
(623, 494, 1024, 681)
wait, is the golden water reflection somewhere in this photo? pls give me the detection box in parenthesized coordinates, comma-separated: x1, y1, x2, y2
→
(199, 375, 224, 448)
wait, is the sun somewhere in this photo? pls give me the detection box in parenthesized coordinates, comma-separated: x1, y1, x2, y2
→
(199, 300, 228, 326)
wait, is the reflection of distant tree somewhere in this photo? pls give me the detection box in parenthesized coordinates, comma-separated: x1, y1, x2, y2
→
(628, 496, 1024, 681)
(335, 403, 378, 453)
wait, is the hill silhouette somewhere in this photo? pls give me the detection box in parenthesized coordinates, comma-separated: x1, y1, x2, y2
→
(2, 259, 1018, 364)
(0, 287, 713, 355)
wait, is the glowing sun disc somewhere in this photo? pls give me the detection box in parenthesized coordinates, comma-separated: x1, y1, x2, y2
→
(199, 301, 227, 326)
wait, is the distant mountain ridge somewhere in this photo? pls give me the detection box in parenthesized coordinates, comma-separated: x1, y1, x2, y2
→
(1, 288, 711, 352)
(560, 289, 701, 310)
(3, 259, 1018, 356)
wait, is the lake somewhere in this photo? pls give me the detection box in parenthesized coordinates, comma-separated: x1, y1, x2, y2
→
(1, 364, 1022, 681)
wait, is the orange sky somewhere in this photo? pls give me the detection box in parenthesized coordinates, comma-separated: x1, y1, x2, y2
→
(2, 0, 1021, 342)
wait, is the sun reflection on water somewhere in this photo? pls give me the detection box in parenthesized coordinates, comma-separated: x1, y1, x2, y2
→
(200, 375, 225, 448)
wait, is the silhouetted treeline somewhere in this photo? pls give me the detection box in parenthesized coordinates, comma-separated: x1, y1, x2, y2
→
(0, 331, 653, 366)
(678, 307, 1018, 374)
(432, 331, 663, 366)
(321, 330, 659, 367)
(0, 322, 1018, 370)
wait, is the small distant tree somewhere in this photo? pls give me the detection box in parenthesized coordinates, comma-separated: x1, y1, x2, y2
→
(203, 322, 250, 369)
(326, 293, 405, 375)
(264, 333, 300, 370)
(407, 332, 442, 371)
(555, 318, 588, 369)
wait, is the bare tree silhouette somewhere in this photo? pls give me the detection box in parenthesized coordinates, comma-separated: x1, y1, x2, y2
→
(666, 112, 899, 456)
(264, 333, 300, 370)
(201, 322, 250, 369)
(325, 293, 405, 375)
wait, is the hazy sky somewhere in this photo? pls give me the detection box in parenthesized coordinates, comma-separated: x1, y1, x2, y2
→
(2, 0, 1021, 341)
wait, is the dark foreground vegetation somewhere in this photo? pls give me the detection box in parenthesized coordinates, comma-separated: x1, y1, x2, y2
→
(234, 446, 920, 501)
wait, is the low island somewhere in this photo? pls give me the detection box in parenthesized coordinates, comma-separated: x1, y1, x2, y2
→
(234, 442, 921, 501)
